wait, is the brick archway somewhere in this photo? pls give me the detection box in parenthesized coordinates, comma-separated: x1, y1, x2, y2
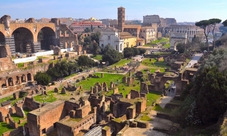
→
(12, 27, 34, 53)
(21, 74, 26, 83)
(37, 27, 56, 50)
(27, 73, 32, 81)
(8, 77, 14, 86)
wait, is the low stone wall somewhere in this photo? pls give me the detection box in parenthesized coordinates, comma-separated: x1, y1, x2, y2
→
(156, 112, 174, 121)
(117, 125, 129, 136)
(2, 126, 24, 136)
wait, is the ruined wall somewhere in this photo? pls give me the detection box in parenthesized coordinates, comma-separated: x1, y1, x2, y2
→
(2, 126, 24, 136)
(0, 107, 9, 121)
(56, 113, 96, 136)
(136, 99, 146, 114)
(24, 97, 40, 111)
(76, 104, 91, 118)
(130, 90, 140, 99)
(56, 120, 74, 136)
(39, 102, 65, 134)
(14, 103, 25, 117)
(0, 57, 16, 71)
(64, 101, 80, 114)
(27, 101, 65, 136)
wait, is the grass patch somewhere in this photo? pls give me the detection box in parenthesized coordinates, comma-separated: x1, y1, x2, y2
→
(91, 55, 102, 61)
(163, 43, 170, 49)
(33, 92, 57, 103)
(141, 58, 168, 74)
(144, 38, 170, 48)
(140, 114, 152, 121)
(11, 114, 27, 126)
(0, 122, 14, 135)
(146, 92, 162, 106)
(117, 80, 141, 97)
(152, 104, 171, 113)
(110, 59, 131, 68)
(77, 73, 124, 91)
(17, 63, 24, 68)
(0, 95, 21, 106)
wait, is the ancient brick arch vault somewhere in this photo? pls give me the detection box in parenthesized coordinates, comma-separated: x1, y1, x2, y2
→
(148, 72, 188, 95)
(0, 15, 58, 54)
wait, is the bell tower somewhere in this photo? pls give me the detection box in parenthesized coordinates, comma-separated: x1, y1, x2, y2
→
(118, 7, 125, 32)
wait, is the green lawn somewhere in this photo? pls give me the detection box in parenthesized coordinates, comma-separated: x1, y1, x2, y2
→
(117, 81, 141, 97)
(110, 59, 131, 68)
(146, 92, 162, 106)
(0, 95, 21, 106)
(144, 38, 170, 48)
(152, 104, 171, 113)
(0, 122, 14, 135)
(17, 63, 24, 68)
(163, 43, 170, 49)
(33, 91, 57, 103)
(141, 58, 168, 73)
(140, 114, 152, 121)
(77, 73, 124, 91)
(91, 55, 102, 61)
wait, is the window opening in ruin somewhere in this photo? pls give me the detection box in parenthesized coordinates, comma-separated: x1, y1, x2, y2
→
(42, 128, 46, 134)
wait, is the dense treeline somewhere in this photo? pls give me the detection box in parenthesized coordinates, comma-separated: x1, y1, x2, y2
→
(123, 47, 146, 58)
(35, 56, 98, 85)
(177, 48, 227, 127)
(101, 45, 123, 65)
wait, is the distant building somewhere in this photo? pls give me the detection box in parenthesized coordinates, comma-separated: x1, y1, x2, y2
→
(120, 32, 140, 48)
(158, 25, 204, 41)
(140, 26, 157, 44)
(143, 15, 161, 26)
(70, 18, 106, 34)
(99, 27, 124, 52)
(100, 19, 118, 28)
(99, 27, 143, 52)
(143, 15, 177, 27)
(124, 25, 141, 37)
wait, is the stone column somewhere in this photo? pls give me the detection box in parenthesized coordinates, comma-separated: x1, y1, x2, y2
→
(31, 74, 34, 81)
(5, 79, 8, 87)
(18, 76, 22, 84)
(33, 42, 41, 53)
(25, 74, 28, 82)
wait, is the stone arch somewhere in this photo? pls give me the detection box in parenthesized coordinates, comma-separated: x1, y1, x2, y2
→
(15, 76, 20, 85)
(173, 41, 181, 51)
(21, 74, 26, 83)
(8, 77, 14, 86)
(170, 33, 187, 50)
(0, 31, 7, 58)
(37, 27, 56, 50)
(12, 27, 34, 53)
(159, 76, 182, 95)
(2, 83, 6, 88)
(1, 79, 7, 88)
(27, 73, 32, 81)
(0, 31, 5, 45)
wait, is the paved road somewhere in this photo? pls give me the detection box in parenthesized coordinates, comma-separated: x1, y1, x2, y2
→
(185, 53, 203, 68)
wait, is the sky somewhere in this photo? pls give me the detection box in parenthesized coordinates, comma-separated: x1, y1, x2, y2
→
(0, 0, 227, 22)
